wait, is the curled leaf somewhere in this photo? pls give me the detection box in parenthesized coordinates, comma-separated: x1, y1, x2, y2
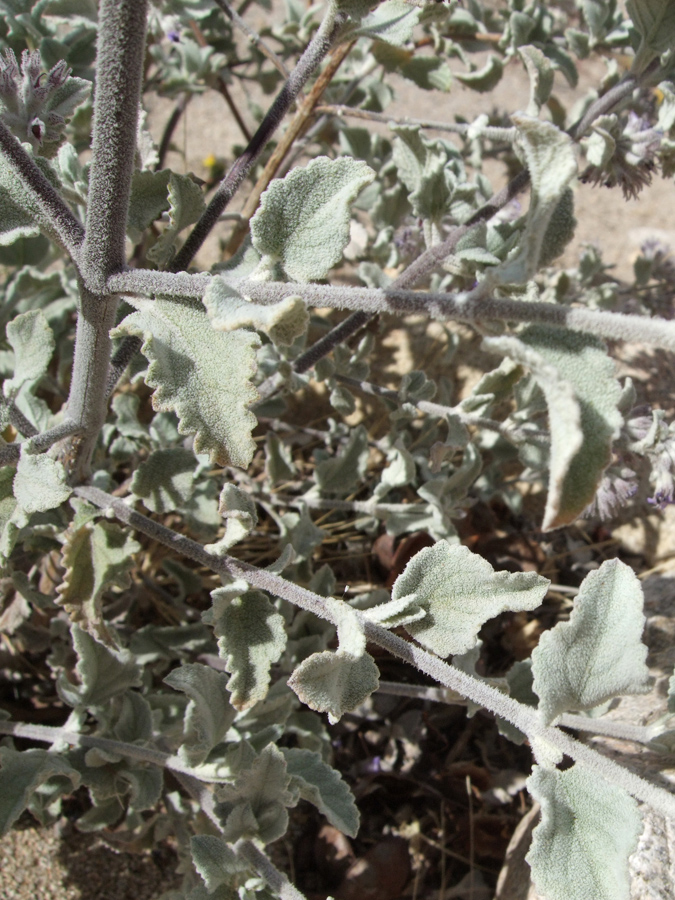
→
(392, 541, 549, 657)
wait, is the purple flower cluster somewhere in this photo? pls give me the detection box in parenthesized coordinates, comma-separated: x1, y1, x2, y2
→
(580, 112, 662, 201)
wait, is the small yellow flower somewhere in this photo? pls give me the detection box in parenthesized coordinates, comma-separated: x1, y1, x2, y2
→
(203, 153, 217, 169)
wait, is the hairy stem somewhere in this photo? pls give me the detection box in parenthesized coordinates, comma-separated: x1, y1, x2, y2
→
(105, 267, 675, 353)
(105, 334, 143, 398)
(4, 399, 38, 438)
(80, 0, 149, 291)
(377, 681, 656, 745)
(285, 59, 649, 379)
(170, 6, 349, 271)
(0, 120, 84, 260)
(74, 485, 675, 821)
(63, 287, 120, 481)
(0, 720, 232, 782)
(171, 771, 310, 900)
(571, 59, 660, 140)
(236, 841, 309, 900)
(287, 169, 531, 377)
(314, 103, 517, 141)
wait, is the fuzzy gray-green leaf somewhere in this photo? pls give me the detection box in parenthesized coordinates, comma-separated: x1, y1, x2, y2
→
(112, 297, 260, 468)
(131, 447, 197, 514)
(164, 663, 237, 766)
(355, 0, 420, 45)
(204, 277, 309, 346)
(209, 589, 287, 711)
(526, 764, 641, 900)
(56, 519, 140, 645)
(288, 648, 380, 724)
(216, 744, 296, 844)
(126, 168, 171, 243)
(191, 834, 247, 893)
(456, 54, 503, 92)
(250, 156, 374, 282)
(518, 45, 554, 115)
(626, 0, 675, 74)
(284, 748, 360, 836)
(393, 541, 549, 657)
(493, 116, 577, 283)
(4, 309, 54, 400)
(315, 424, 369, 494)
(57, 624, 142, 708)
(486, 326, 622, 530)
(532, 559, 650, 725)
(204, 483, 258, 554)
(147, 172, 206, 267)
(13, 450, 70, 513)
(0, 747, 80, 836)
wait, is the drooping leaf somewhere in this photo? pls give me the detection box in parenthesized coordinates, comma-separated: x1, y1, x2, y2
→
(206, 483, 258, 554)
(112, 296, 260, 467)
(626, 0, 675, 74)
(250, 156, 374, 282)
(207, 589, 287, 711)
(265, 432, 296, 484)
(164, 663, 237, 766)
(147, 173, 206, 267)
(283, 747, 360, 837)
(526, 764, 642, 900)
(289, 649, 380, 725)
(0, 179, 41, 246)
(398, 55, 452, 92)
(361, 591, 427, 629)
(215, 744, 297, 844)
(0, 747, 80, 836)
(392, 541, 549, 657)
(204, 278, 309, 346)
(126, 168, 171, 243)
(112, 691, 154, 745)
(0, 465, 26, 566)
(315, 424, 370, 494)
(374, 442, 415, 499)
(456, 54, 504, 92)
(538, 187, 576, 268)
(13, 449, 70, 513)
(531, 559, 650, 725)
(130, 447, 197, 514)
(391, 126, 452, 223)
(485, 326, 623, 530)
(56, 519, 140, 644)
(492, 116, 577, 284)
(275, 504, 324, 562)
(518, 45, 554, 116)
(57, 624, 142, 708)
(0, 150, 66, 245)
(355, 0, 420, 45)
(122, 766, 163, 812)
(4, 309, 54, 400)
(191, 834, 247, 894)
(288, 599, 379, 723)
